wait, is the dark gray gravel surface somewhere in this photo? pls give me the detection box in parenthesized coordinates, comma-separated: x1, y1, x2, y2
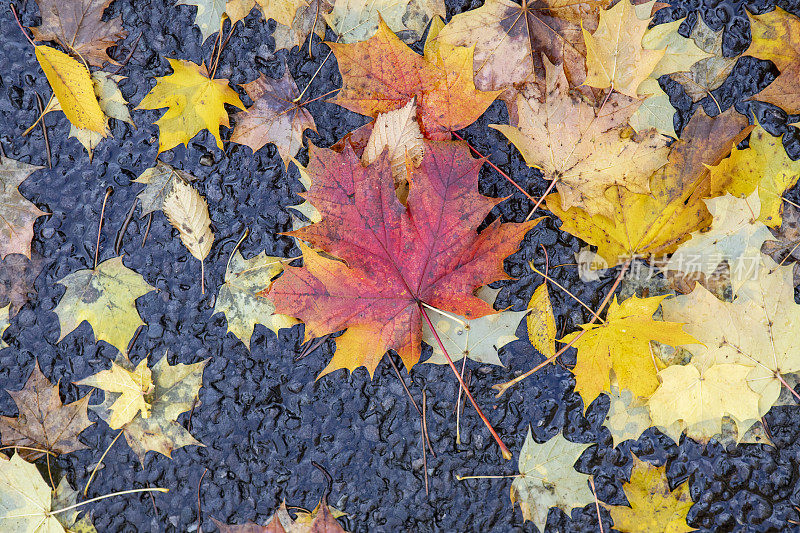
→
(2, 0, 800, 531)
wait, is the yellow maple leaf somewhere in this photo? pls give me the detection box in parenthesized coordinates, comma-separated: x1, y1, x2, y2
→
(546, 108, 751, 266)
(583, 0, 665, 97)
(492, 58, 668, 218)
(708, 125, 800, 228)
(137, 58, 244, 153)
(35, 45, 106, 134)
(75, 358, 153, 429)
(745, 7, 800, 72)
(606, 455, 697, 533)
(561, 294, 697, 410)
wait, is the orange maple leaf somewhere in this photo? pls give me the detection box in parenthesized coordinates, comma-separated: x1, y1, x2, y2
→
(266, 141, 537, 377)
(327, 18, 501, 140)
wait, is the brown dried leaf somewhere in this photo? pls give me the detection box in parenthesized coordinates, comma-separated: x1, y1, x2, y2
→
(30, 0, 128, 66)
(0, 361, 93, 460)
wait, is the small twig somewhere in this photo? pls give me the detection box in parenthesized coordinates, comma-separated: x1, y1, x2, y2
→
(95, 187, 113, 269)
(34, 488, 169, 517)
(525, 178, 559, 221)
(311, 461, 333, 503)
(420, 390, 429, 496)
(115, 198, 138, 255)
(142, 212, 153, 247)
(419, 303, 512, 459)
(34, 93, 51, 169)
(531, 264, 601, 321)
(422, 388, 435, 457)
(83, 430, 123, 495)
(455, 356, 467, 445)
(111, 32, 142, 74)
(10, 4, 35, 46)
(589, 476, 605, 533)
(226, 228, 249, 273)
(295, 50, 333, 103)
(493, 258, 632, 397)
(456, 473, 520, 480)
(386, 353, 421, 416)
(451, 131, 535, 204)
(296, 333, 332, 361)
(0, 445, 57, 456)
(196, 468, 208, 529)
(210, 24, 235, 79)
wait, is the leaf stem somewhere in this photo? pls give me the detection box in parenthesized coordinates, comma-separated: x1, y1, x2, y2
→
(95, 187, 113, 269)
(451, 131, 535, 204)
(493, 258, 632, 397)
(418, 303, 512, 460)
(10, 4, 35, 46)
(49, 488, 169, 516)
(83, 429, 123, 495)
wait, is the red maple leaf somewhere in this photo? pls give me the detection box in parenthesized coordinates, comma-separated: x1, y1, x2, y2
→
(266, 141, 537, 377)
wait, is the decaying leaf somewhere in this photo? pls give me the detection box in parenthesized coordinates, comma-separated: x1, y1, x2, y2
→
(762, 204, 800, 286)
(745, 8, 800, 114)
(230, 67, 317, 166)
(328, 18, 501, 140)
(53, 256, 156, 354)
(0, 157, 46, 260)
(562, 294, 697, 410)
(47, 71, 134, 158)
(35, 45, 106, 134)
(137, 58, 244, 153)
(213, 251, 300, 349)
(272, 0, 334, 52)
(133, 161, 198, 217)
(423, 286, 526, 366)
(433, 0, 610, 94)
(527, 282, 556, 358)
(0, 361, 92, 459)
(605, 455, 696, 533)
(0, 453, 65, 533)
(510, 427, 594, 530)
(583, 0, 665, 97)
(75, 358, 153, 429)
(267, 142, 537, 377)
(663, 193, 771, 290)
(361, 99, 424, 202)
(671, 16, 739, 104)
(546, 107, 751, 266)
(603, 385, 652, 447)
(79, 353, 207, 463)
(708, 125, 800, 228)
(492, 58, 668, 218)
(52, 478, 97, 533)
(162, 179, 214, 264)
(326, 0, 444, 44)
(31, 0, 127, 66)
(0, 253, 44, 317)
(213, 498, 348, 532)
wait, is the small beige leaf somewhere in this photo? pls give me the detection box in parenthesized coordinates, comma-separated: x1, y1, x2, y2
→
(163, 179, 214, 262)
(527, 283, 556, 358)
(362, 99, 424, 202)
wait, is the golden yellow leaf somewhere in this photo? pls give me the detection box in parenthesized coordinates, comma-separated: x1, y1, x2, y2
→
(583, 0, 665, 97)
(527, 283, 555, 358)
(35, 45, 105, 134)
(606, 456, 696, 533)
(561, 294, 697, 410)
(546, 108, 751, 266)
(491, 58, 668, 218)
(75, 358, 153, 429)
(162, 179, 214, 263)
(708, 125, 800, 228)
(137, 58, 244, 153)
